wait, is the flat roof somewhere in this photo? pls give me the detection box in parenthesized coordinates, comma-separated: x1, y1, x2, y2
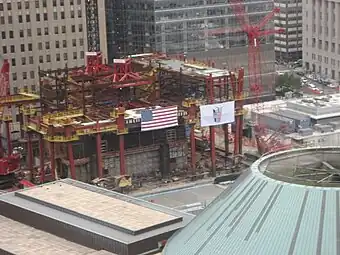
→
(0, 179, 193, 245)
(17, 182, 180, 234)
(0, 215, 96, 255)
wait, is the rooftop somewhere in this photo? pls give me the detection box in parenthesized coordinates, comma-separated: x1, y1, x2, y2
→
(163, 147, 340, 255)
(0, 179, 194, 255)
(0, 215, 97, 255)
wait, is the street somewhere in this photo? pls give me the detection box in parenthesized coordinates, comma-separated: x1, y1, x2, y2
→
(276, 64, 338, 95)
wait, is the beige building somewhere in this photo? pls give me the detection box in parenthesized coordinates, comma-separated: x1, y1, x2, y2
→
(0, 0, 88, 93)
(303, 0, 340, 80)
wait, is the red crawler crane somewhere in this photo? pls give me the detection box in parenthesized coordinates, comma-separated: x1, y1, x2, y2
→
(209, 1, 285, 155)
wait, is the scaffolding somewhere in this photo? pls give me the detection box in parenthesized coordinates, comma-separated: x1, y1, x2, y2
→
(1, 52, 245, 187)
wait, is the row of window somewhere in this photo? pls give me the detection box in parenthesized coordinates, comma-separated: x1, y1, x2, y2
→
(308, 38, 340, 54)
(0, 0, 82, 11)
(0, 10, 83, 25)
(1, 24, 83, 40)
(2, 39, 84, 55)
(11, 51, 85, 81)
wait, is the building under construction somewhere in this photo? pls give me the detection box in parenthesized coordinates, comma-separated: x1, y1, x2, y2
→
(0, 53, 245, 187)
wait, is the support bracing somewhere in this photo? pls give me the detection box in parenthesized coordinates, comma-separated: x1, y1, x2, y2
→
(85, 0, 100, 52)
(66, 127, 76, 179)
(119, 135, 125, 175)
(39, 135, 45, 183)
(50, 142, 56, 180)
(5, 121, 11, 154)
(96, 130, 103, 178)
(27, 132, 33, 171)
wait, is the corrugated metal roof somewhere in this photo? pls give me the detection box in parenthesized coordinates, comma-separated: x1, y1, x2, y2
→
(163, 150, 340, 255)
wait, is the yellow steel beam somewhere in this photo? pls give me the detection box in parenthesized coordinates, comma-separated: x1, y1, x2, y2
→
(43, 109, 84, 124)
(44, 135, 80, 143)
(76, 124, 117, 136)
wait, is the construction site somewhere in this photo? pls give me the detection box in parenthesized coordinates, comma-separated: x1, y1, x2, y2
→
(0, 52, 248, 191)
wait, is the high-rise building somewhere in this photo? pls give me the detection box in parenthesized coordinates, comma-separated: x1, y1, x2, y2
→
(105, 0, 276, 101)
(303, 0, 340, 80)
(0, 0, 107, 94)
(274, 0, 303, 61)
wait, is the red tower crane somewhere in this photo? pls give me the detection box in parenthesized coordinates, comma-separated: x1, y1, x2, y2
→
(209, 1, 285, 155)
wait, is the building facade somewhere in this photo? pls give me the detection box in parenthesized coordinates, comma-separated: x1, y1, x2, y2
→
(303, 0, 340, 81)
(0, 0, 87, 94)
(106, 0, 276, 100)
(274, 0, 303, 61)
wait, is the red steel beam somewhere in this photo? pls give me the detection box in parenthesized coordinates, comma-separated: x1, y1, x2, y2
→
(96, 121, 103, 178)
(66, 127, 76, 179)
(27, 132, 34, 171)
(39, 134, 45, 183)
(5, 121, 12, 155)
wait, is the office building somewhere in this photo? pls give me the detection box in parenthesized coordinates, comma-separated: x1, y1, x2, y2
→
(0, 0, 106, 94)
(303, 0, 340, 80)
(105, 0, 276, 101)
(274, 0, 303, 61)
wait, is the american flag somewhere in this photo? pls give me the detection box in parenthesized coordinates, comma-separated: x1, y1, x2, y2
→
(141, 106, 178, 131)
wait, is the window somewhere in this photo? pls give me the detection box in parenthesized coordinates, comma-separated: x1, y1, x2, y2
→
(11, 58, 16, 66)
(45, 42, 50, 50)
(25, 1, 30, 9)
(78, 10, 82, 18)
(12, 73, 17, 81)
(2, 46, 7, 54)
(10, 45, 15, 53)
(1, 32, 5, 39)
(79, 38, 84, 46)
(63, 53, 68, 60)
(62, 26, 66, 33)
(8, 16, 12, 24)
(19, 30, 24, 38)
(46, 55, 51, 62)
(53, 0, 57, 6)
(53, 12, 58, 20)
(31, 84, 36, 91)
(332, 43, 335, 52)
(0, 3, 3, 11)
(37, 28, 41, 36)
(63, 40, 67, 48)
(72, 39, 76, 47)
(38, 42, 43, 50)
(7, 3, 11, 10)
(71, 25, 76, 33)
(27, 29, 32, 37)
(73, 52, 77, 60)
(43, 13, 48, 21)
(71, 11, 75, 18)
(55, 41, 60, 48)
(61, 12, 65, 19)
(54, 26, 59, 34)
(18, 15, 23, 23)
(26, 14, 30, 22)
(39, 56, 43, 63)
(79, 24, 83, 32)
(35, 0, 39, 8)
(28, 43, 32, 51)
(42, 0, 47, 8)
(29, 56, 34, 64)
(44, 27, 49, 35)
(0, 17, 4, 24)
(36, 14, 40, 22)
(80, 51, 84, 59)
(9, 31, 13, 38)
(21, 57, 26, 65)
(17, 2, 22, 9)
(20, 44, 25, 52)
(56, 53, 60, 61)
(60, 0, 64, 6)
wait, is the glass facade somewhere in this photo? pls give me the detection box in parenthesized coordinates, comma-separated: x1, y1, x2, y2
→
(106, 0, 274, 60)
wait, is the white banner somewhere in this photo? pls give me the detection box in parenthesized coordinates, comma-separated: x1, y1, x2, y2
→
(200, 101, 235, 127)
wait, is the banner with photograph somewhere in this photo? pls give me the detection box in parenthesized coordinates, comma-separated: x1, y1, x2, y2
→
(200, 101, 235, 127)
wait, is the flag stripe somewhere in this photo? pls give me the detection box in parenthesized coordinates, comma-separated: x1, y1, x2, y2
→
(141, 106, 178, 131)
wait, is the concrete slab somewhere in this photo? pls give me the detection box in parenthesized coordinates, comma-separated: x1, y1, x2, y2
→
(140, 184, 226, 211)
(0, 215, 95, 255)
(17, 182, 180, 233)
